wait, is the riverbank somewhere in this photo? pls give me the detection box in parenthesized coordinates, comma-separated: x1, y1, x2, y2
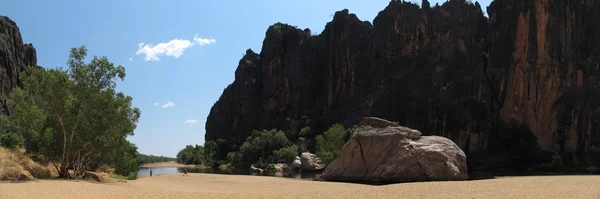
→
(1, 173, 599, 198)
(139, 161, 207, 168)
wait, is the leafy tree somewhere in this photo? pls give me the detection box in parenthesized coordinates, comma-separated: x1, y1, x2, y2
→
(0, 133, 24, 149)
(203, 141, 218, 167)
(229, 129, 296, 169)
(299, 126, 311, 137)
(272, 145, 299, 163)
(315, 124, 349, 164)
(113, 140, 139, 178)
(176, 144, 204, 165)
(0, 116, 24, 149)
(7, 45, 141, 178)
(137, 154, 176, 165)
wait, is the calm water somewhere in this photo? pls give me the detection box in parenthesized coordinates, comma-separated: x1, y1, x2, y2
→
(137, 167, 321, 180)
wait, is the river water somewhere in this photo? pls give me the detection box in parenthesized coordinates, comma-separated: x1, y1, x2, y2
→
(137, 167, 321, 180)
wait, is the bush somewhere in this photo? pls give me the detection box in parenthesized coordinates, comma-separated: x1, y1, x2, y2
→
(265, 164, 276, 173)
(0, 133, 24, 149)
(229, 129, 296, 169)
(299, 126, 311, 137)
(272, 145, 299, 163)
(176, 144, 204, 165)
(315, 124, 349, 164)
(127, 172, 137, 180)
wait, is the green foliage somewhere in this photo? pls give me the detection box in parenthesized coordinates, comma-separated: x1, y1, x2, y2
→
(228, 129, 297, 169)
(265, 164, 276, 173)
(299, 126, 311, 137)
(0, 133, 24, 149)
(176, 144, 204, 165)
(113, 140, 139, 177)
(245, 59, 253, 65)
(315, 124, 349, 164)
(6, 45, 141, 178)
(272, 145, 299, 163)
(226, 151, 243, 166)
(111, 172, 137, 180)
(203, 141, 219, 167)
(137, 154, 176, 165)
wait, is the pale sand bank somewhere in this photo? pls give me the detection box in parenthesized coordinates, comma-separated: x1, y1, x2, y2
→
(1, 174, 599, 199)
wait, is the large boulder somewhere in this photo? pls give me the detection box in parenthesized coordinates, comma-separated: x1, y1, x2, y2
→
(321, 117, 468, 183)
(300, 152, 326, 172)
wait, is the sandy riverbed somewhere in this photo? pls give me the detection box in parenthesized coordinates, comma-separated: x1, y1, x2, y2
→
(1, 173, 599, 199)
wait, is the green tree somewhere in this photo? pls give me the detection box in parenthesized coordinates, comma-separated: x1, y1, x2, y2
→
(0, 116, 24, 149)
(176, 144, 204, 165)
(315, 124, 349, 164)
(203, 141, 218, 167)
(137, 154, 176, 165)
(229, 129, 296, 169)
(7, 45, 141, 178)
(272, 145, 299, 163)
(113, 140, 139, 179)
(299, 126, 311, 137)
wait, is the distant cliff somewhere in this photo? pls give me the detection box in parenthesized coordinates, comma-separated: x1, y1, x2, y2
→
(208, 0, 600, 170)
(0, 16, 37, 115)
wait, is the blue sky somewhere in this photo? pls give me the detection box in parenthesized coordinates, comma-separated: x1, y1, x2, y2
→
(1, 0, 492, 157)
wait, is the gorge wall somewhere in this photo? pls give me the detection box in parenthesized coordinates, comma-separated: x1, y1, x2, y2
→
(0, 16, 37, 116)
(207, 0, 600, 169)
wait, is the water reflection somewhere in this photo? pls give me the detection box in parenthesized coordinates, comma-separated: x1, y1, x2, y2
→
(137, 167, 321, 180)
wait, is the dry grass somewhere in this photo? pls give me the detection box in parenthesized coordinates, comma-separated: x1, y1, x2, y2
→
(0, 147, 54, 181)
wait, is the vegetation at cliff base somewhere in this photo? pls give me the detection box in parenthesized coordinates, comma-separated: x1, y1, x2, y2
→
(0, 45, 141, 179)
(315, 124, 351, 164)
(176, 144, 205, 165)
(226, 129, 298, 169)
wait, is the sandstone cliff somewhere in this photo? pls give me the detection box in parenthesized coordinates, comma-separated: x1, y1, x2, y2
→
(206, 0, 600, 170)
(0, 16, 37, 115)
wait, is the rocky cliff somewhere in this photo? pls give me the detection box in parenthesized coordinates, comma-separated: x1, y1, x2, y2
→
(206, 0, 600, 169)
(0, 16, 37, 115)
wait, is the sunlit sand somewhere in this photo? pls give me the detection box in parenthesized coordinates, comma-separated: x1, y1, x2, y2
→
(1, 173, 599, 199)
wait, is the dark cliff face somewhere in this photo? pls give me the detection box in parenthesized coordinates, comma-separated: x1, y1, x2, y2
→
(206, 0, 600, 168)
(0, 16, 37, 115)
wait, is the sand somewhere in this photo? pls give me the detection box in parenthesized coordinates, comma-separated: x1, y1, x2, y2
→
(1, 174, 599, 199)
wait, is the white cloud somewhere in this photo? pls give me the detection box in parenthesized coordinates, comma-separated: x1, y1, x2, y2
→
(161, 102, 175, 108)
(193, 35, 216, 46)
(128, 57, 133, 61)
(136, 35, 216, 62)
(153, 102, 159, 106)
(184, 119, 198, 124)
(136, 39, 194, 61)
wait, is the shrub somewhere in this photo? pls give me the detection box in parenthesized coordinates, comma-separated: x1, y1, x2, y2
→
(204, 141, 219, 167)
(272, 145, 299, 163)
(229, 129, 296, 169)
(127, 172, 137, 180)
(315, 124, 349, 164)
(299, 126, 311, 137)
(0, 133, 24, 149)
